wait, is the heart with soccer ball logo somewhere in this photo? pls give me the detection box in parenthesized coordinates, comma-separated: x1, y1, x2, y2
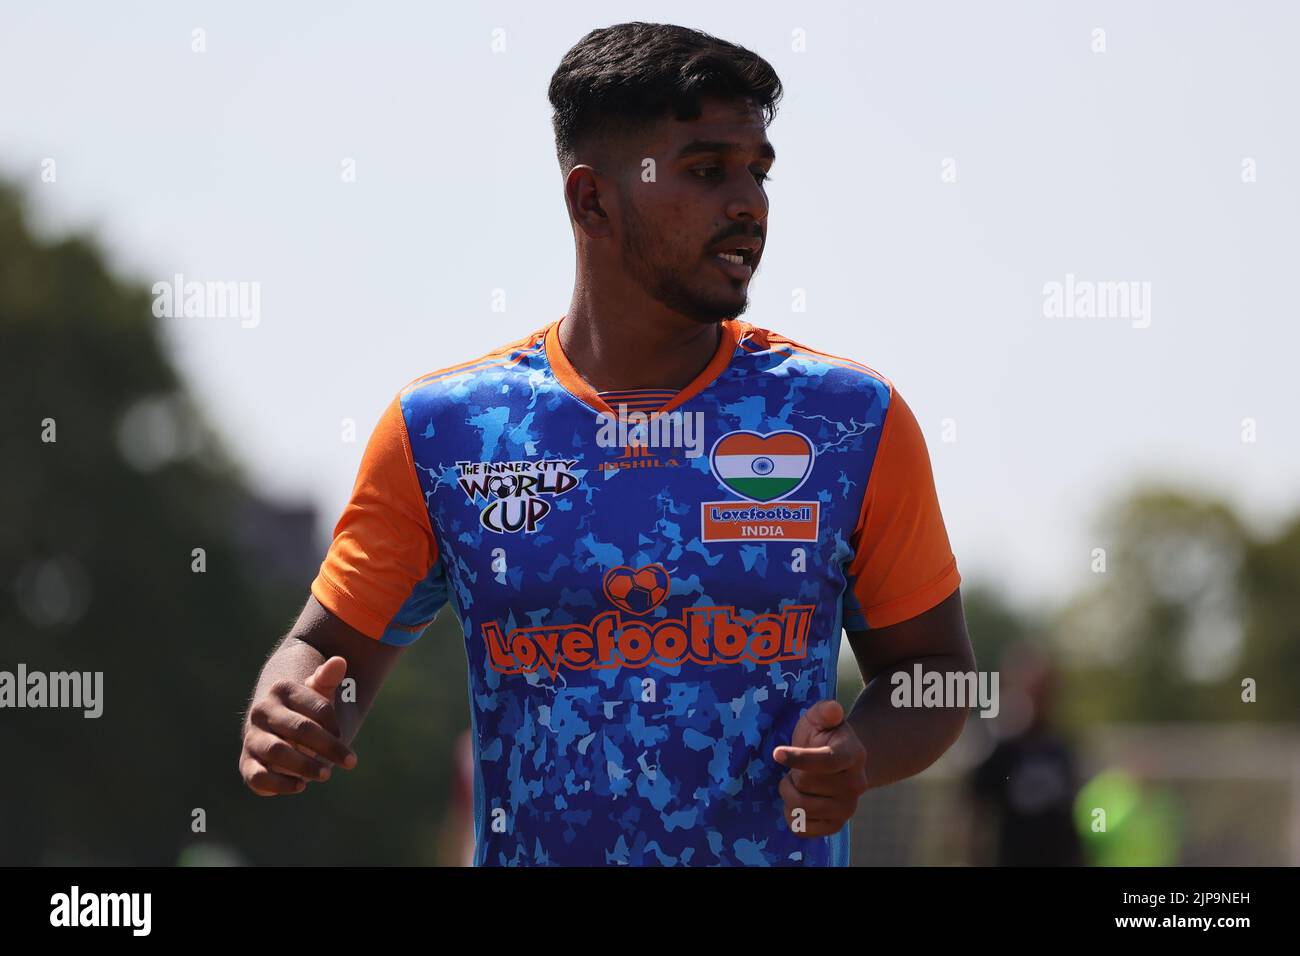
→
(602, 563, 671, 616)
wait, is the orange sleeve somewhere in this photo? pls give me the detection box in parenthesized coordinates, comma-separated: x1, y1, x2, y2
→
(310, 395, 443, 641)
(842, 387, 960, 630)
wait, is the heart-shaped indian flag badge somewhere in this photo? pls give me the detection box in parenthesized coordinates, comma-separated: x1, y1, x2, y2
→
(709, 430, 815, 502)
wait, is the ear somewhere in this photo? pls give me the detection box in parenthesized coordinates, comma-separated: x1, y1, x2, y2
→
(565, 165, 613, 240)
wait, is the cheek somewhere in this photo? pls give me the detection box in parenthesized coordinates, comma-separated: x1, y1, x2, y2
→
(637, 192, 714, 259)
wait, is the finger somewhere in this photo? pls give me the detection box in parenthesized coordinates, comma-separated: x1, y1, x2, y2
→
(250, 702, 356, 768)
(778, 776, 857, 833)
(242, 758, 308, 796)
(794, 767, 869, 800)
(305, 656, 348, 700)
(778, 775, 852, 818)
(247, 729, 335, 781)
(782, 797, 856, 832)
(273, 679, 343, 740)
(772, 744, 855, 775)
(785, 814, 848, 839)
(799, 699, 845, 733)
(774, 764, 857, 806)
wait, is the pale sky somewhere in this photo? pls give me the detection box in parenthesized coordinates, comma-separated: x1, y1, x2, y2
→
(4, 1, 1297, 610)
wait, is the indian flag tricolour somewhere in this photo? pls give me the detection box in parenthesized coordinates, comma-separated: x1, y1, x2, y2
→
(711, 431, 813, 502)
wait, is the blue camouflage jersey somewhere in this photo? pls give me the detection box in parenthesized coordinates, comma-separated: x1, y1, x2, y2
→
(311, 315, 961, 866)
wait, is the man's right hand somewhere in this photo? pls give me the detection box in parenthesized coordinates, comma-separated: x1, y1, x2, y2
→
(239, 656, 359, 796)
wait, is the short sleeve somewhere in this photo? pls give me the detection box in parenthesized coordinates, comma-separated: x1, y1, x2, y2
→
(310, 395, 448, 645)
(841, 387, 960, 631)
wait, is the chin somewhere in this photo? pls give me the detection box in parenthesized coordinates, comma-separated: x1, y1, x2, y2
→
(650, 275, 749, 324)
(715, 294, 750, 321)
(685, 301, 746, 324)
(689, 287, 750, 323)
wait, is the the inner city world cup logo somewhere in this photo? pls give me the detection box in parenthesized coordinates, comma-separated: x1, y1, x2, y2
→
(455, 458, 582, 533)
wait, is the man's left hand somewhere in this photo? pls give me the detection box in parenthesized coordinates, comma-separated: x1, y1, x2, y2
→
(773, 699, 869, 838)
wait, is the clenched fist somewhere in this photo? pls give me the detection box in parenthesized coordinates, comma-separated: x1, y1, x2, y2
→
(773, 699, 868, 837)
(239, 656, 358, 796)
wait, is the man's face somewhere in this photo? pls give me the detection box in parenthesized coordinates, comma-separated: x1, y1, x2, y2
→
(611, 97, 774, 325)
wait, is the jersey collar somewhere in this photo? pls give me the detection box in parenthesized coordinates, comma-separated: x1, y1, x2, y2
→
(544, 315, 747, 419)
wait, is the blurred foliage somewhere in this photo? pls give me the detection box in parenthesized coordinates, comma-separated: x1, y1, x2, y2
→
(1053, 490, 1299, 726)
(0, 182, 468, 864)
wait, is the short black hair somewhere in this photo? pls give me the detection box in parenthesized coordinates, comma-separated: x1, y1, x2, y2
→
(548, 22, 783, 174)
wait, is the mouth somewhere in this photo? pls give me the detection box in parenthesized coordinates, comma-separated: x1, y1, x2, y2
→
(708, 241, 759, 280)
(710, 253, 752, 280)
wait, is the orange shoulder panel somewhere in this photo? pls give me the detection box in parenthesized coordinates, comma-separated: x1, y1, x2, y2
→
(310, 395, 438, 639)
(845, 387, 960, 629)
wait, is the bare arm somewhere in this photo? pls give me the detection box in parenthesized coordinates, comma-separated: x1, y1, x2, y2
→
(250, 595, 407, 744)
(238, 594, 407, 795)
(771, 588, 975, 838)
(843, 587, 975, 789)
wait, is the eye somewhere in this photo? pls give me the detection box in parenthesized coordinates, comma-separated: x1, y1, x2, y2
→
(691, 166, 723, 180)
(752, 168, 774, 185)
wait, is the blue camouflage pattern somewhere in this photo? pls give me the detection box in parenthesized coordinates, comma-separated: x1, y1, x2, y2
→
(392, 320, 892, 866)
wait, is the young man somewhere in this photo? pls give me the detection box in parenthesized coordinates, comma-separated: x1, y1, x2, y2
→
(239, 22, 974, 867)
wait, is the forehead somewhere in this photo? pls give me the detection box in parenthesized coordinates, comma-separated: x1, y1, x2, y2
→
(656, 97, 772, 154)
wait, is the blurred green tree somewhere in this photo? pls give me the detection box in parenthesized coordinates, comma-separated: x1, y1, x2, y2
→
(1053, 488, 1298, 725)
(0, 182, 468, 864)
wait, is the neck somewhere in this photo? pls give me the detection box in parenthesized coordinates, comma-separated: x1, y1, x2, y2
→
(561, 286, 725, 392)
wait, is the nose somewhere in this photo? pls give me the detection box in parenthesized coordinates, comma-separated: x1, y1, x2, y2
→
(724, 176, 769, 226)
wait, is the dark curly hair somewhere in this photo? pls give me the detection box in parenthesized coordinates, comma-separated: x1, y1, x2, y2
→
(547, 22, 783, 174)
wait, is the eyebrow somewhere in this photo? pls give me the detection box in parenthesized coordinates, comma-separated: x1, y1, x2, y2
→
(675, 139, 776, 162)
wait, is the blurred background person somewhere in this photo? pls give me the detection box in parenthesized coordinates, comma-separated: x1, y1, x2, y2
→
(967, 643, 1083, 866)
